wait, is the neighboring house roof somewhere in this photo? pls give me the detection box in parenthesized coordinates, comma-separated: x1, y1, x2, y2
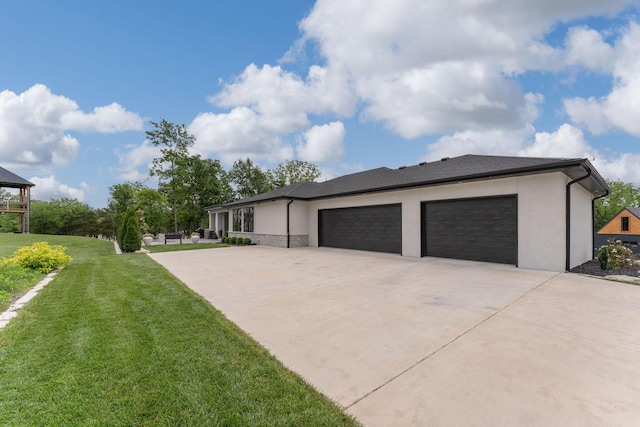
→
(596, 207, 640, 234)
(208, 154, 609, 209)
(0, 166, 34, 188)
(626, 207, 640, 219)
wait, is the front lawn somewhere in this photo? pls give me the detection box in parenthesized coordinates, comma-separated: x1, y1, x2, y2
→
(0, 234, 358, 426)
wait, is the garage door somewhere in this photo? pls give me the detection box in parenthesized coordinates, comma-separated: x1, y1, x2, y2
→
(422, 196, 517, 265)
(318, 204, 402, 254)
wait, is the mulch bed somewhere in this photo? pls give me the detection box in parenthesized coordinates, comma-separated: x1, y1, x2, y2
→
(570, 259, 640, 278)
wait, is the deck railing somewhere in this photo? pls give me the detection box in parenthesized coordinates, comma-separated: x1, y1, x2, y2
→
(0, 201, 27, 211)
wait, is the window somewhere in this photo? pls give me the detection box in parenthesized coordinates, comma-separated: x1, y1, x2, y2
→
(622, 216, 630, 232)
(232, 208, 242, 231)
(243, 207, 254, 232)
(232, 206, 255, 232)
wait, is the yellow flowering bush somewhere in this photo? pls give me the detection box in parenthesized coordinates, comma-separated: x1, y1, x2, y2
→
(2, 242, 72, 273)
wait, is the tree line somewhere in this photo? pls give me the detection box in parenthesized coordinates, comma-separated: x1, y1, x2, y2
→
(0, 119, 320, 237)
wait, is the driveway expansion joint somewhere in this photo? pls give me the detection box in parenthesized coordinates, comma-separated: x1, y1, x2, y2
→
(345, 271, 562, 410)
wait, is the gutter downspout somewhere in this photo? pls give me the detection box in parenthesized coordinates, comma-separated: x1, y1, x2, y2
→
(592, 190, 610, 257)
(286, 199, 294, 248)
(566, 165, 592, 271)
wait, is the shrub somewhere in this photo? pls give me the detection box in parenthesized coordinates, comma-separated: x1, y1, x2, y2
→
(243, 238, 252, 245)
(597, 239, 636, 270)
(229, 237, 237, 244)
(2, 242, 72, 273)
(118, 207, 142, 253)
(597, 245, 610, 270)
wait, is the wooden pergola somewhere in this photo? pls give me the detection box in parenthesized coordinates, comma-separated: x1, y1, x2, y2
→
(0, 166, 34, 233)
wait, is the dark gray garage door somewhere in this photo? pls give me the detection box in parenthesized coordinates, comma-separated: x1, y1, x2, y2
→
(319, 204, 402, 254)
(422, 196, 517, 265)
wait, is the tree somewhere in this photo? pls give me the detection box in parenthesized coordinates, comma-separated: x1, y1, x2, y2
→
(118, 207, 141, 252)
(30, 199, 96, 236)
(177, 155, 233, 230)
(270, 160, 321, 188)
(594, 180, 640, 230)
(228, 158, 274, 199)
(136, 188, 171, 233)
(108, 181, 146, 218)
(147, 119, 194, 232)
(95, 207, 118, 239)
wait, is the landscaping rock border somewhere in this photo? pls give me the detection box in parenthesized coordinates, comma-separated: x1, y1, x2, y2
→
(570, 259, 640, 283)
(0, 269, 60, 329)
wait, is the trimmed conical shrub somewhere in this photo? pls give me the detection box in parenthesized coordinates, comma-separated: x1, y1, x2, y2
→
(118, 207, 142, 253)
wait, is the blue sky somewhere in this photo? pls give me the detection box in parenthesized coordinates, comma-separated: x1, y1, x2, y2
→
(1, 0, 640, 207)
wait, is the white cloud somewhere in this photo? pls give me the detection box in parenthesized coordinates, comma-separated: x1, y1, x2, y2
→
(564, 22, 640, 136)
(213, 64, 355, 133)
(0, 84, 143, 169)
(61, 103, 144, 133)
(593, 153, 640, 185)
(189, 107, 294, 165)
(292, 0, 629, 137)
(563, 97, 612, 134)
(422, 123, 595, 163)
(115, 140, 162, 181)
(517, 124, 595, 158)
(565, 26, 615, 72)
(357, 62, 526, 137)
(29, 175, 85, 201)
(194, 0, 636, 170)
(297, 122, 345, 162)
(423, 128, 534, 162)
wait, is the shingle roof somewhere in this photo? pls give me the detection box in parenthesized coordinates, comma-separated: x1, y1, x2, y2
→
(210, 154, 609, 209)
(0, 166, 34, 188)
(626, 207, 640, 219)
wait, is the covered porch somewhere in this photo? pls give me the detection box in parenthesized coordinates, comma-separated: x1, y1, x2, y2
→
(0, 166, 34, 233)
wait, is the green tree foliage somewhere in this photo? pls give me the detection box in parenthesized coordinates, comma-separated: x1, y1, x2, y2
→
(147, 119, 233, 232)
(136, 188, 171, 233)
(147, 119, 194, 232)
(108, 182, 170, 234)
(95, 208, 118, 239)
(270, 159, 321, 188)
(167, 155, 233, 231)
(118, 207, 141, 253)
(107, 181, 146, 218)
(594, 180, 640, 230)
(228, 158, 322, 200)
(30, 199, 97, 235)
(228, 158, 274, 199)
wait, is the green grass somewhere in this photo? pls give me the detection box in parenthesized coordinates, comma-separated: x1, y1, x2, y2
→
(0, 234, 358, 426)
(146, 242, 228, 253)
(0, 263, 44, 311)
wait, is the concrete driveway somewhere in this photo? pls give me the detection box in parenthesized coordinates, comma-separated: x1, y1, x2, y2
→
(149, 246, 640, 426)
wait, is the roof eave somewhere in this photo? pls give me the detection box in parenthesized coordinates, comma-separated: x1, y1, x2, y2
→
(306, 158, 609, 201)
(205, 158, 610, 209)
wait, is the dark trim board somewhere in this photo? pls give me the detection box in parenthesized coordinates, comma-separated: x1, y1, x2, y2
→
(318, 204, 402, 254)
(421, 195, 518, 265)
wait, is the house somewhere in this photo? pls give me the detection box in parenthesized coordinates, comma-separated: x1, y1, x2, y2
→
(0, 166, 34, 233)
(595, 207, 640, 252)
(206, 155, 609, 272)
